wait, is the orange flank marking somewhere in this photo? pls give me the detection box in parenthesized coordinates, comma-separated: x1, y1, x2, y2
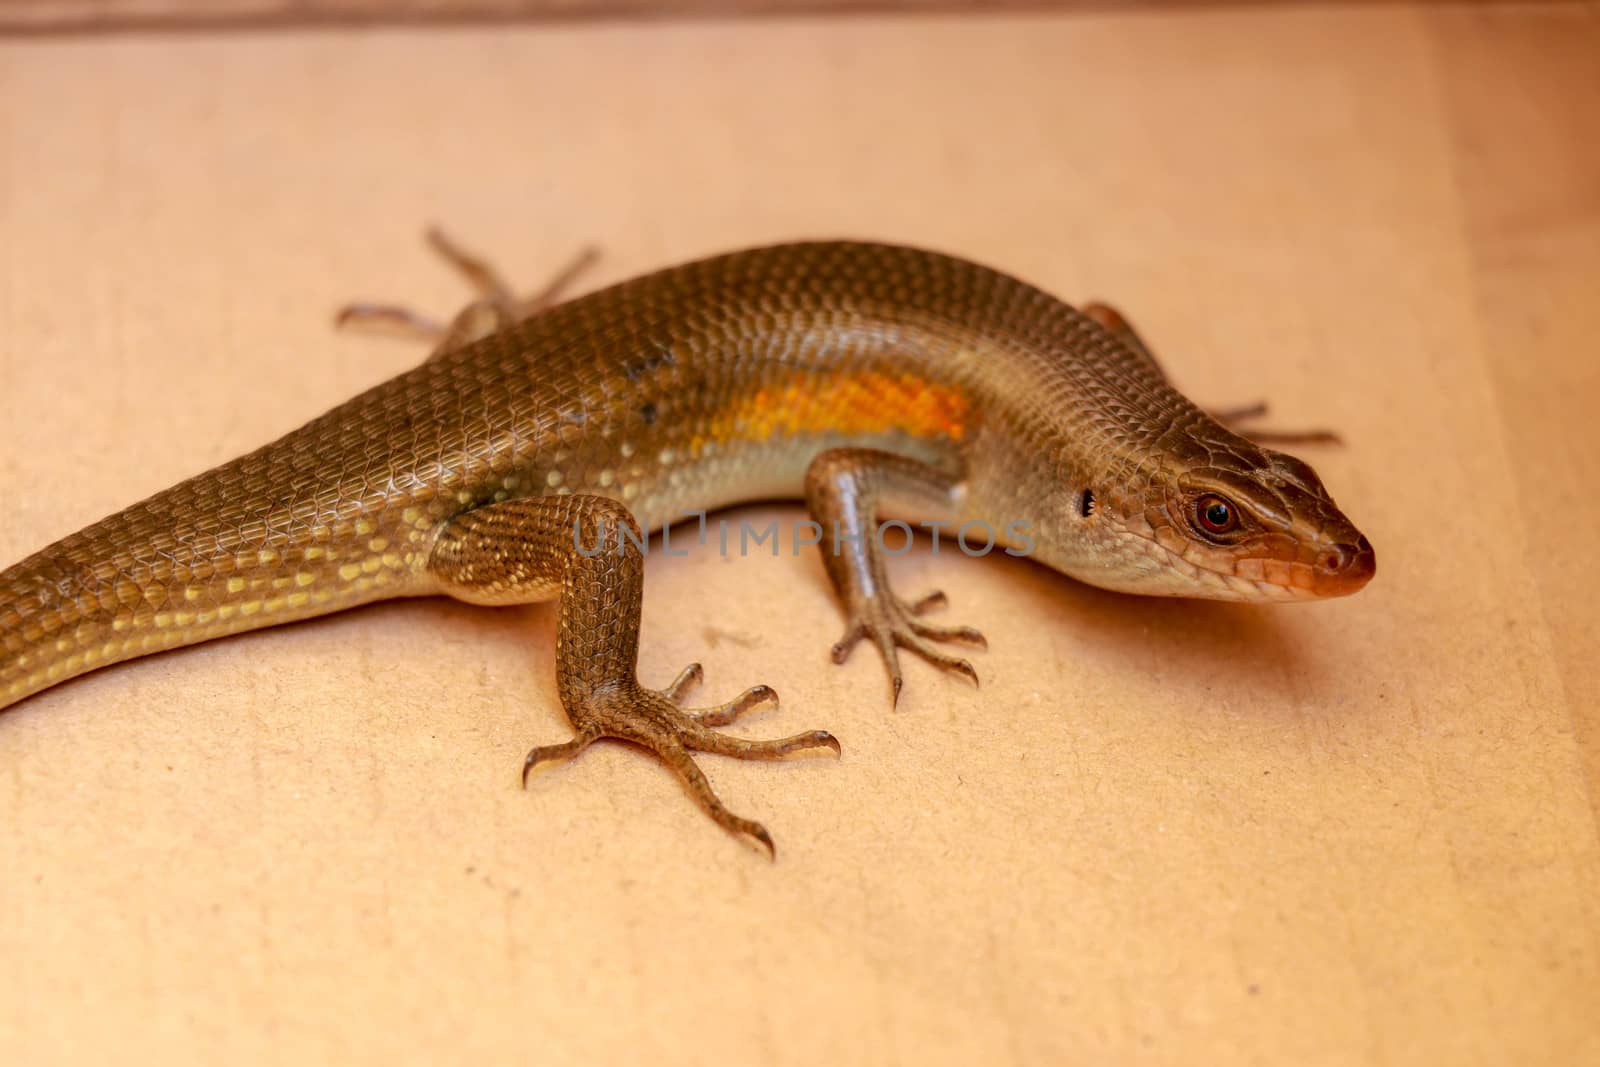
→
(701, 370, 969, 452)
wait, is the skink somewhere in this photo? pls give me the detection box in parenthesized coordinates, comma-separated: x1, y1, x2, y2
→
(0, 237, 1374, 853)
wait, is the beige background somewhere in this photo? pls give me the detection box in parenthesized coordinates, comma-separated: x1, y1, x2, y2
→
(1, 4, 1597, 1064)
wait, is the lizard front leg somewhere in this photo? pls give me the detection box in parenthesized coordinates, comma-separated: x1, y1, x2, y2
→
(804, 448, 987, 705)
(429, 494, 838, 857)
(1083, 301, 1341, 446)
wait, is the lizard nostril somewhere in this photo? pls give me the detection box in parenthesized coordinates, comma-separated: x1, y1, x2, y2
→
(1319, 538, 1376, 580)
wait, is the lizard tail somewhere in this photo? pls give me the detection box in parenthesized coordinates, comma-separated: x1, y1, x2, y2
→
(1, 531, 148, 712)
(0, 498, 255, 711)
(0, 471, 431, 713)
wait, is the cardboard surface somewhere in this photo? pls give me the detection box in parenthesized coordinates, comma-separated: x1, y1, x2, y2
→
(3, 0, 1140, 36)
(1, 5, 1596, 1063)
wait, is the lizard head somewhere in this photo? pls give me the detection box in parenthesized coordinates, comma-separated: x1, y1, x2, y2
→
(1081, 438, 1375, 602)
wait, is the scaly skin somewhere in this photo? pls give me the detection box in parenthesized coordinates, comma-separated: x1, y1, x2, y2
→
(0, 239, 1374, 853)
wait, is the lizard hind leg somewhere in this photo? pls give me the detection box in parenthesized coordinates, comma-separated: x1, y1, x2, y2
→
(335, 226, 601, 358)
(429, 494, 839, 858)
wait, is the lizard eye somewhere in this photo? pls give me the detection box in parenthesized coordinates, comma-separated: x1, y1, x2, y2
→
(1194, 494, 1240, 536)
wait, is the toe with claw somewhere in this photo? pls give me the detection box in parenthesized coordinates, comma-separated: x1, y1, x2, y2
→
(522, 669, 838, 858)
(832, 587, 986, 705)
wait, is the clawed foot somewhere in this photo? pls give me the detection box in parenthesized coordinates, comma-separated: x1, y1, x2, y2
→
(335, 227, 600, 353)
(1211, 401, 1342, 447)
(1079, 303, 1343, 449)
(522, 667, 839, 858)
(831, 587, 987, 705)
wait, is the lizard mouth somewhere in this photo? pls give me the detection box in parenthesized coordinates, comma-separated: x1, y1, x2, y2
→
(1223, 533, 1376, 600)
(1123, 526, 1377, 603)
